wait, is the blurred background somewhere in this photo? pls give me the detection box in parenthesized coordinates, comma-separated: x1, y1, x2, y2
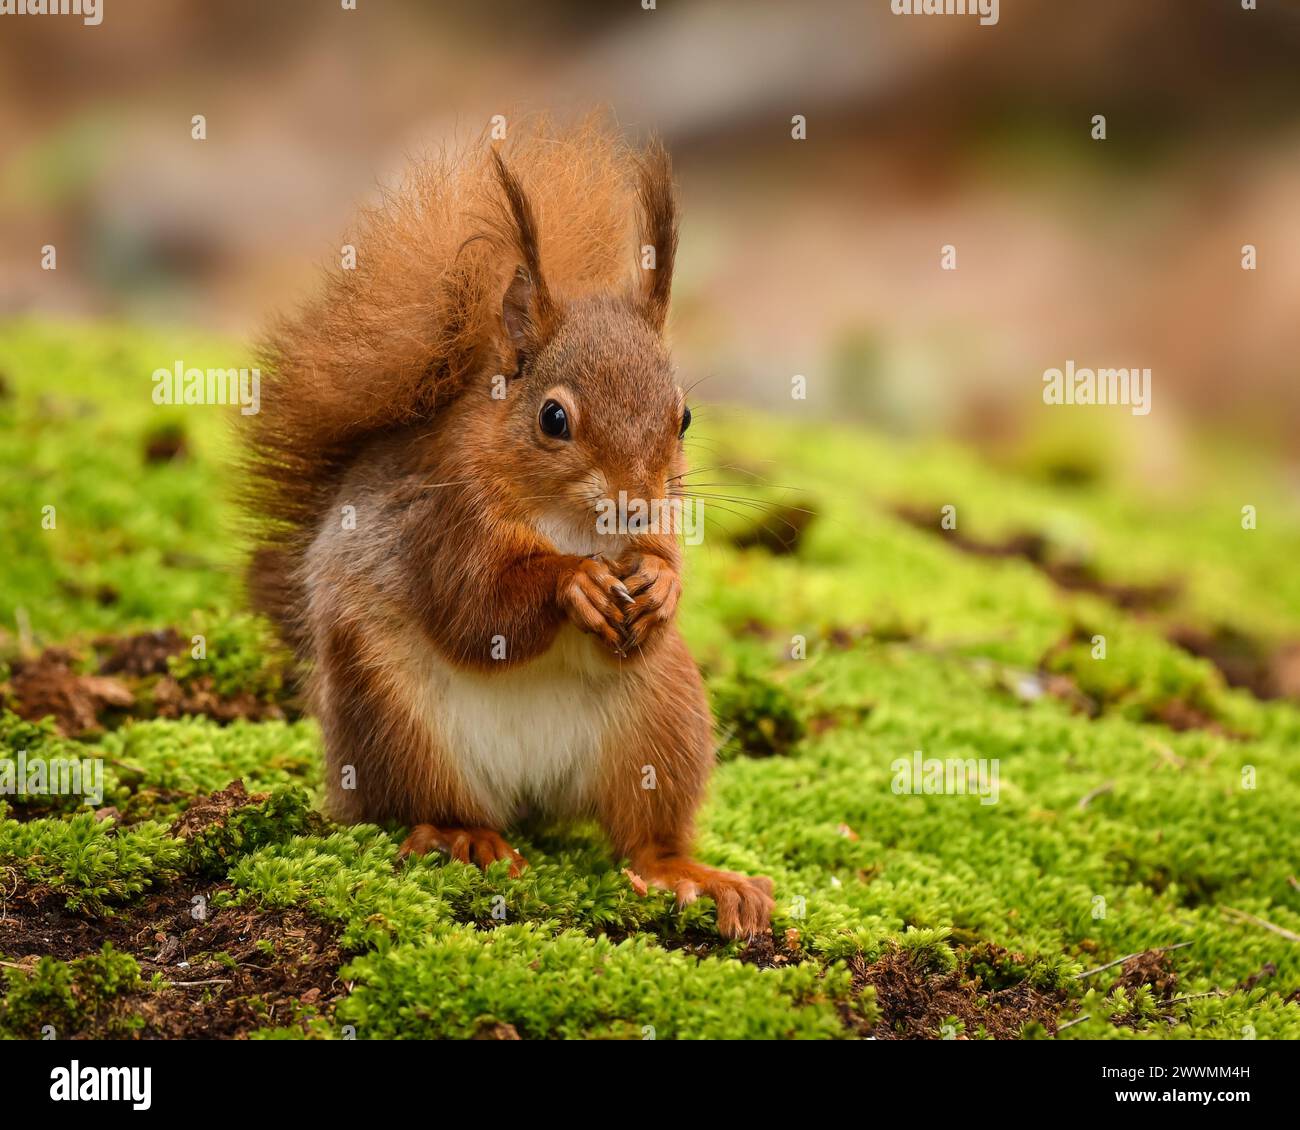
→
(2, 0, 1299, 464)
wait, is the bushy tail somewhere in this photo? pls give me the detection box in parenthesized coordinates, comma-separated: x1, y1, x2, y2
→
(240, 115, 647, 653)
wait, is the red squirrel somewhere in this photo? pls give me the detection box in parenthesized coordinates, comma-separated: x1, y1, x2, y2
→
(242, 119, 773, 938)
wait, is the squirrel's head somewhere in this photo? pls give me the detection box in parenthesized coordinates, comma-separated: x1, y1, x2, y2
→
(488, 145, 690, 551)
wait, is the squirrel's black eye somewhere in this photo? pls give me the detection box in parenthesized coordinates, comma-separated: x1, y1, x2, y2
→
(539, 399, 570, 440)
(679, 405, 692, 438)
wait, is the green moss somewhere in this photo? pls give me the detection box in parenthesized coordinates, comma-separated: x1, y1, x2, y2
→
(182, 786, 319, 877)
(2, 320, 1299, 1039)
(711, 667, 806, 759)
(0, 321, 244, 640)
(895, 926, 958, 975)
(0, 943, 142, 1038)
(0, 813, 186, 913)
(167, 612, 294, 702)
(336, 928, 847, 1040)
(0, 709, 100, 818)
(101, 716, 321, 804)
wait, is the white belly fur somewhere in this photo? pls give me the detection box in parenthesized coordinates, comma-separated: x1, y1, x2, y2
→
(397, 621, 629, 825)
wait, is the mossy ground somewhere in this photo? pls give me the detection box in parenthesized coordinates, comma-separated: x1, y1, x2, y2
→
(1, 320, 1298, 1039)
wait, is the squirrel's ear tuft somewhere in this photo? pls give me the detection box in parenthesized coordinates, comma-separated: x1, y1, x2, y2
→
(502, 266, 539, 358)
(635, 137, 678, 334)
(492, 151, 556, 366)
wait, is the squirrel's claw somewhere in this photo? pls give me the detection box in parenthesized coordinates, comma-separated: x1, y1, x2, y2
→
(558, 558, 631, 655)
(399, 824, 527, 878)
(634, 857, 774, 939)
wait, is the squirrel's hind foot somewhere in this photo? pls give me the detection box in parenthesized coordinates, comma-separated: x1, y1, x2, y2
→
(399, 824, 527, 877)
(632, 856, 774, 939)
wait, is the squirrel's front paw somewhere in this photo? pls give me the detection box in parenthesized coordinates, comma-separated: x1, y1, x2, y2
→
(557, 556, 634, 655)
(614, 552, 681, 652)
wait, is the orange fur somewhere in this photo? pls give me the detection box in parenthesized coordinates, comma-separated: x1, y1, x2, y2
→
(243, 115, 642, 651)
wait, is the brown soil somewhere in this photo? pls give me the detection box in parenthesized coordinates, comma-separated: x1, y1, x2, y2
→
(896, 504, 1300, 707)
(848, 947, 1072, 1039)
(95, 628, 185, 677)
(808, 703, 873, 735)
(1168, 625, 1300, 702)
(151, 673, 286, 724)
(736, 928, 804, 969)
(1145, 697, 1236, 736)
(4, 630, 288, 733)
(1037, 628, 1243, 737)
(472, 1021, 522, 1039)
(1111, 949, 1179, 1002)
(5, 648, 135, 736)
(894, 505, 1180, 611)
(0, 878, 347, 1039)
(1106, 948, 1183, 1029)
(168, 779, 269, 839)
